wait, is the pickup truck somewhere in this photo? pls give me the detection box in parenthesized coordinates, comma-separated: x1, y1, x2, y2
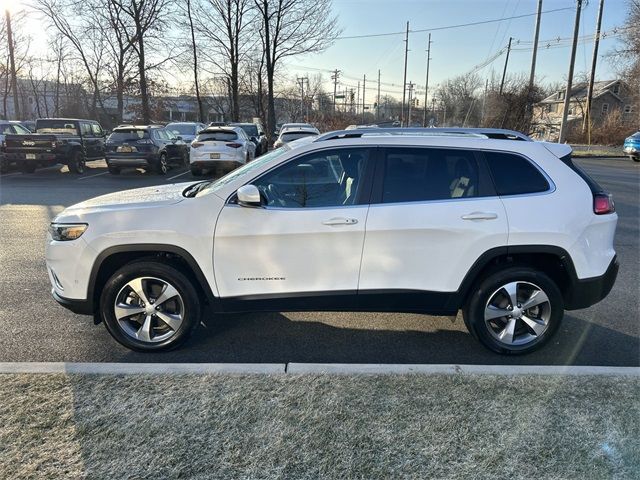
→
(3, 118, 106, 173)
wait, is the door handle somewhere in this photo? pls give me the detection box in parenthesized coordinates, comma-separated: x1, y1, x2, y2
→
(461, 212, 498, 221)
(322, 217, 358, 226)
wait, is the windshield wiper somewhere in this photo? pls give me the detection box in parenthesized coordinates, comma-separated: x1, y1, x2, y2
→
(183, 181, 211, 198)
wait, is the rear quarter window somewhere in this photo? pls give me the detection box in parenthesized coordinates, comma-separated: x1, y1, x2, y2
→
(483, 151, 550, 196)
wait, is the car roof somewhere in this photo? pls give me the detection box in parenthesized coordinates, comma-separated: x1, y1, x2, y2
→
(281, 128, 319, 135)
(314, 127, 530, 142)
(114, 124, 164, 130)
(199, 126, 242, 133)
(166, 121, 203, 125)
(36, 118, 97, 123)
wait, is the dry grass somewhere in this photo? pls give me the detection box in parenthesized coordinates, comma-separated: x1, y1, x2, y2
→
(1, 374, 638, 479)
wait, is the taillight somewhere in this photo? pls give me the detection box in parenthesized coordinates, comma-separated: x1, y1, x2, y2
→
(594, 193, 615, 215)
(191, 142, 203, 148)
(51, 141, 56, 148)
(226, 143, 242, 148)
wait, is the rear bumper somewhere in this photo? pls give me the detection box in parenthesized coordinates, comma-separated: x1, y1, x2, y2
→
(4, 152, 59, 163)
(190, 159, 243, 169)
(564, 255, 619, 310)
(106, 153, 159, 167)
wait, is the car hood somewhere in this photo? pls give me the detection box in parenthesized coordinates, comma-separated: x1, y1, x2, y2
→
(62, 183, 190, 214)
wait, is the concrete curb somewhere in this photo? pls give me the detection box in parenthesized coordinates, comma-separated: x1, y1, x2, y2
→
(0, 362, 638, 376)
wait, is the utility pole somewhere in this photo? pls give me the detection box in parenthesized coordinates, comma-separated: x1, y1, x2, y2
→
(297, 76, 308, 121)
(6, 9, 20, 119)
(583, 0, 605, 134)
(528, 0, 543, 93)
(499, 37, 513, 95)
(377, 69, 381, 121)
(559, 0, 583, 143)
(331, 69, 341, 113)
(356, 81, 360, 116)
(401, 21, 409, 126)
(362, 74, 366, 123)
(481, 78, 489, 125)
(422, 33, 432, 127)
(407, 81, 415, 126)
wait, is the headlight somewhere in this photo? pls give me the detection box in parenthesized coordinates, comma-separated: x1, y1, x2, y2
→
(49, 223, 88, 241)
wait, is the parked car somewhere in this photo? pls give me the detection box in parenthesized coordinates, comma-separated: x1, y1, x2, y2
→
(105, 125, 189, 175)
(229, 122, 268, 156)
(623, 132, 640, 162)
(1, 121, 32, 169)
(166, 122, 207, 145)
(3, 118, 106, 173)
(46, 128, 618, 354)
(273, 127, 319, 148)
(189, 125, 255, 176)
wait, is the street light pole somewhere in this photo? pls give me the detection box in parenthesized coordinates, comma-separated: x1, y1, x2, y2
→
(559, 0, 583, 143)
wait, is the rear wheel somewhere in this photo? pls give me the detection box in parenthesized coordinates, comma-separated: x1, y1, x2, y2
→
(631, 155, 640, 163)
(68, 151, 86, 174)
(100, 261, 201, 352)
(463, 267, 563, 354)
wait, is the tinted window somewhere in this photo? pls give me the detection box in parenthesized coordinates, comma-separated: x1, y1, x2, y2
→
(484, 151, 550, 196)
(0, 124, 14, 134)
(254, 148, 370, 208)
(91, 124, 103, 136)
(236, 124, 258, 136)
(381, 148, 484, 203)
(167, 124, 196, 135)
(80, 122, 93, 136)
(197, 131, 238, 142)
(13, 124, 31, 134)
(36, 120, 78, 135)
(282, 132, 318, 141)
(109, 129, 150, 142)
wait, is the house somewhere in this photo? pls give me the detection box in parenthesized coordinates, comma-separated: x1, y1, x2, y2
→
(530, 80, 637, 141)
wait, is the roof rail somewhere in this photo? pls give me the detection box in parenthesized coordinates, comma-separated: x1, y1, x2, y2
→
(314, 127, 531, 142)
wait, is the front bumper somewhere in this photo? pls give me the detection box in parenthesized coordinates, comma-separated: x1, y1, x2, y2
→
(52, 289, 94, 315)
(564, 255, 619, 310)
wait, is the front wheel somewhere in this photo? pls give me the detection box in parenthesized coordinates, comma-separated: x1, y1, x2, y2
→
(68, 151, 86, 174)
(100, 261, 201, 352)
(463, 267, 563, 354)
(154, 153, 168, 175)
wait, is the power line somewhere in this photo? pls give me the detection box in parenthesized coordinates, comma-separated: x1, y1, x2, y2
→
(335, 7, 573, 40)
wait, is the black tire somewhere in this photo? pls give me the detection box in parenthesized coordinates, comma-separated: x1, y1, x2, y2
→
(68, 150, 86, 174)
(183, 151, 190, 167)
(631, 156, 640, 163)
(21, 163, 36, 174)
(463, 267, 563, 355)
(100, 260, 201, 352)
(108, 165, 121, 175)
(154, 152, 168, 175)
(190, 166, 203, 176)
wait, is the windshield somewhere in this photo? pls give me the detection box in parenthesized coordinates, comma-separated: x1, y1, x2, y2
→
(168, 124, 196, 135)
(108, 130, 150, 142)
(197, 131, 238, 141)
(36, 120, 78, 135)
(196, 145, 291, 197)
(282, 131, 318, 141)
(236, 124, 258, 136)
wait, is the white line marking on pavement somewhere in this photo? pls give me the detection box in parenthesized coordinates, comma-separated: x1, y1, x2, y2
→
(167, 170, 190, 181)
(0, 362, 637, 376)
(0, 172, 22, 177)
(78, 171, 109, 180)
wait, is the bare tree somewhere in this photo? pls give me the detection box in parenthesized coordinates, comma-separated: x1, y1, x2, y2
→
(193, 0, 254, 122)
(113, 0, 170, 123)
(253, 0, 340, 140)
(437, 73, 482, 127)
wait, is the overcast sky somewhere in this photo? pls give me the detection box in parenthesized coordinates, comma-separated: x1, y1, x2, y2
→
(285, 0, 629, 101)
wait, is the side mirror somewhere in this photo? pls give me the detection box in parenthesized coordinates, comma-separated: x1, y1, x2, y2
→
(250, 136, 258, 143)
(176, 135, 183, 141)
(237, 184, 262, 208)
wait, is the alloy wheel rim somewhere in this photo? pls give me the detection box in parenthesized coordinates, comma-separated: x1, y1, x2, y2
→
(160, 155, 168, 173)
(114, 276, 184, 343)
(484, 281, 551, 347)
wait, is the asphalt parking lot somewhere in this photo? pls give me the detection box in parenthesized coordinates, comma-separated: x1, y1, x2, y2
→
(0, 157, 638, 365)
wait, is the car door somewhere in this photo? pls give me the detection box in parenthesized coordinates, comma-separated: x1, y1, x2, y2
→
(213, 147, 374, 301)
(91, 123, 106, 158)
(80, 122, 97, 158)
(358, 146, 508, 306)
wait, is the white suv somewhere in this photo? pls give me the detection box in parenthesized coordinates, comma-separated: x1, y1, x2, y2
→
(46, 129, 618, 354)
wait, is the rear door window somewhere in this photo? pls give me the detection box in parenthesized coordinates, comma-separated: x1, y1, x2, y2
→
(483, 151, 550, 196)
(379, 147, 492, 203)
(80, 122, 93, 137)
